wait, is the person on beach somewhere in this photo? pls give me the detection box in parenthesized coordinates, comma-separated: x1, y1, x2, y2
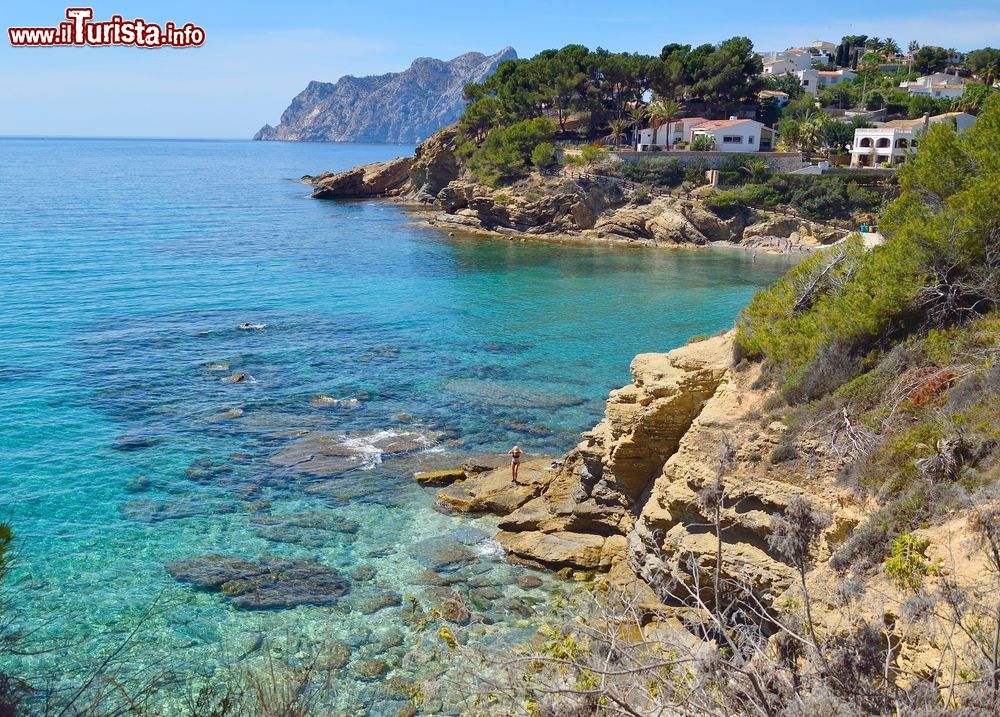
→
(508, 445, 524, 480)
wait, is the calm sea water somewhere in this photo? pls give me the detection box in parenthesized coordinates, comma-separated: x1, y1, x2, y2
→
(0, 138, 795, 713)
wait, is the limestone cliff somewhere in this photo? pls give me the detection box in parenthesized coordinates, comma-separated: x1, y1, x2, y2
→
(254, 48, 516, 143)
(425, 333, 856, 614)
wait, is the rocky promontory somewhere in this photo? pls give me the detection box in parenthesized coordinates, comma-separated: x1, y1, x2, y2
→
(418, 333, 855, 615)
(308, 125, 843, 248)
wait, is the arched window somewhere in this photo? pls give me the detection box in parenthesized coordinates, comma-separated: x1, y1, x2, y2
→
(895, 138, 909, 148)
(859, 137, 873, 148)
(876, 138, 891, 148)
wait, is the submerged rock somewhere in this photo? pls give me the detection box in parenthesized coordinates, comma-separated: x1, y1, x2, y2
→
(166, 555, 348, 609)
(354, 658, 389, 681)
(320, 640, 352, 670)
(270, 430, 431, 476)
(249, 511, 361, 548)
(120, 497, 238, 523)
(407, 536, 476, 573)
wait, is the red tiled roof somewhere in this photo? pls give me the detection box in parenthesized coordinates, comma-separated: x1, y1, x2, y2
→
(693, 119, 752, 130)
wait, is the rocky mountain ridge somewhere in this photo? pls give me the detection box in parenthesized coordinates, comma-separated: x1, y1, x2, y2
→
(254, 48, 516, 143)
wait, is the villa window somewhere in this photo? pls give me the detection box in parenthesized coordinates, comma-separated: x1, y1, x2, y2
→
(876, 138, 890, 148)
(859, 138, 873, 148)
(748, 136, 755, 144)
(722, 135, 743, 144)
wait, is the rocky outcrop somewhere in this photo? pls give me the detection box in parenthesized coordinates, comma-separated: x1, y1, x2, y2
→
(425, 335, 735, 570)
(627, 360, 849, 608)
(402, 125, 462, 202)
(431, 177, 625, 235)
(254, 48, 517, 143)
(309, 156, 415, 199)
(421, 332, 852, 615)
(493, 335, 734, 569)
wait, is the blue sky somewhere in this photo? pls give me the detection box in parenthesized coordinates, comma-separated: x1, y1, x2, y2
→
(2, 0, 998, 138)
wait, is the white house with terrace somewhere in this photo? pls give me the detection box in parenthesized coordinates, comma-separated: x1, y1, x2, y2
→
(690, 118, 774, 151)
(850, 112, 976, 168)
(636, 117, 708, 147)
(794, 69, 857, 95)
(899, 72, 967, 99)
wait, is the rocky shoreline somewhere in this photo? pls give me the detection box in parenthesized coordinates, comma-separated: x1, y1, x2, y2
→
(412, 333, 855, 619)
(304, 125, 845, 252)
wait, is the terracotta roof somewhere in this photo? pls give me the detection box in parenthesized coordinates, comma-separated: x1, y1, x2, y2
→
(693, 119, 754, 131)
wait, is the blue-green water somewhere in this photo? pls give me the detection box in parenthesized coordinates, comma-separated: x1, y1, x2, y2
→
(0, 138, 794, 713)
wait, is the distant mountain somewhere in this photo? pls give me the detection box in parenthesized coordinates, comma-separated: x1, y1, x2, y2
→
(254, 47, 517, 143)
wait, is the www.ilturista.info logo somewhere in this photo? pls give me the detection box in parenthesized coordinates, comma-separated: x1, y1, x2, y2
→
(8, 8, 205, 48)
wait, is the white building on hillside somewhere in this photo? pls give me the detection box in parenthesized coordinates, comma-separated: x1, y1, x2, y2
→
(899, 72, 967, 99)
(758, 89, 790, 107)
(636, 117, 708, 147)
(795, 69, 857, 95)
(690, 118, 774, 152)
(760, 49, 815, 73)
(850, 112, 976, 168)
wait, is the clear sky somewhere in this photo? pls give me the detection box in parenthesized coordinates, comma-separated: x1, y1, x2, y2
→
(2, 0, 998, 138)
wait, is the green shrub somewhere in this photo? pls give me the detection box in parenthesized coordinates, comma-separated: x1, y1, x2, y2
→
(704, 189, 747, 210)
(769, 440, 799, 464)
(613, 158, 683, 187)
(632, 188, 652, 205)
(531, 142, 557, 169)
(579, 144, 608, 163)
(691, 134, 716, 151)
(735, 236, 925, 400)
(468, 117, 556, 185)
(884, 533, 934, 591)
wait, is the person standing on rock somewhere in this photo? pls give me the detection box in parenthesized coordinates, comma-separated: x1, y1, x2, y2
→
(508, 445, 524, 480)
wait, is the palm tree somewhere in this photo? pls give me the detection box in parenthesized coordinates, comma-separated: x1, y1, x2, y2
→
(984, 61, 1000, 89)
(866, 37, 882, 52)
(605, 118, 631, 147)
(883, 38, 900, 59)
(646, 98, 683, 149)
(907, 41, 920, 73)
(739, 158, 770, 184)
(627, 106, 648, 147)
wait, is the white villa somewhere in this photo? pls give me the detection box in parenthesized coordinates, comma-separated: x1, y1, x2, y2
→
(795, 69, 857, 96)
(899, 72, 967, 99)
(636, 117, 773, 152)
(850, 112, 976, 168)
(759, 89, 791, 107)
(636, 117, 708, 147)
(760, 45, 834, 74)
(690, 118, 774, 152)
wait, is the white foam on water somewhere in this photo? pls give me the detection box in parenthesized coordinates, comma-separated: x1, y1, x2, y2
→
(339, 429, 433, 470)
(476, 538, 507, 560)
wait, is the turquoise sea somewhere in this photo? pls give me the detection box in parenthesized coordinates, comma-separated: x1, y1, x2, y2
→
(0, 138, 796, 713)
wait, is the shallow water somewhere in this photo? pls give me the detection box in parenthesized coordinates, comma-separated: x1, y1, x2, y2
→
(0, 137, 796, 712)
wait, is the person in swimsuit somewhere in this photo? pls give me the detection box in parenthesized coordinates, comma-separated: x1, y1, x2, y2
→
(508, 445, 524, 480)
